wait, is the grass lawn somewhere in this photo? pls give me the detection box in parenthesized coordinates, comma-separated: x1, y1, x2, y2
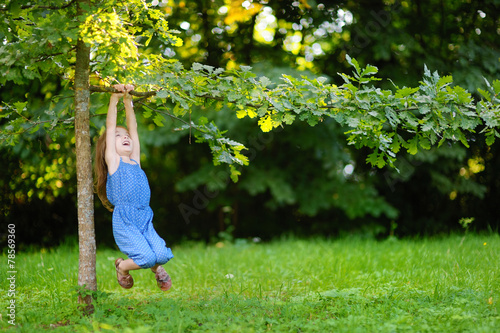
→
(1, 233, 499, 332)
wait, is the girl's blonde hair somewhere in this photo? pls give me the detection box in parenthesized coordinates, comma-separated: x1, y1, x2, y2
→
(94, 126, 128, 212)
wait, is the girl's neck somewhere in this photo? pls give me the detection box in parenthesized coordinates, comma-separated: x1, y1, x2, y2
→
(120, 155, 134, 164)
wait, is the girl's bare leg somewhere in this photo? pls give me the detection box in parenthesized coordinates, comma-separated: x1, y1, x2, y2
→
(117, 258, 141, 275)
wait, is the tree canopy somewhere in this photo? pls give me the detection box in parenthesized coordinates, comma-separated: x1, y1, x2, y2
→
(2, 1, 499, 167)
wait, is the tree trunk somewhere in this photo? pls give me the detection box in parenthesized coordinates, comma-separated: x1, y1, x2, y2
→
(75, 0, 96, 310)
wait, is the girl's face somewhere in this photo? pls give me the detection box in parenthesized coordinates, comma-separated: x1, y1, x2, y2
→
(115, 127, 133, 156)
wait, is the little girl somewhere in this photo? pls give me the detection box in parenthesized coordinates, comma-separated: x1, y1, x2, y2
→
(95, 84, 173, 291)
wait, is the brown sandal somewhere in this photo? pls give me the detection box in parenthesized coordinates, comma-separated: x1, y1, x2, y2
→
(115, 258, 134, 289)
(154, 266, 172, 291)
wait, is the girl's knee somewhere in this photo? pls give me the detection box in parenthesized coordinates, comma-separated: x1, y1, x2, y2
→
(138, 252, 157, 269)
(157, 247, 174, 265)
(138, 246, 173, 268)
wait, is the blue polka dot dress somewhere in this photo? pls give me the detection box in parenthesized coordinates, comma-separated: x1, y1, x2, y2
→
(106, 158, 173, 269)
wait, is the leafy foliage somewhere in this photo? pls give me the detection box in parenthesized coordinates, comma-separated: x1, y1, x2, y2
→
(3, 42, 499, 172)
(1, 1, 499, 174)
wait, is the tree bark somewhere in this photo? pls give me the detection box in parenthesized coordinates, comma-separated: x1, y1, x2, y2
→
(75, 0, 96, 310)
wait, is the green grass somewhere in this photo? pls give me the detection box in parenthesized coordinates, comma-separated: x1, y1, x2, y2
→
(1, 234, 499, 332)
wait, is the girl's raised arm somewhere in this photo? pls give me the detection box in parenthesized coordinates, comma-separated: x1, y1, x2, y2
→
(105, 86, 124, 175)
(123, 85, 141, 165)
